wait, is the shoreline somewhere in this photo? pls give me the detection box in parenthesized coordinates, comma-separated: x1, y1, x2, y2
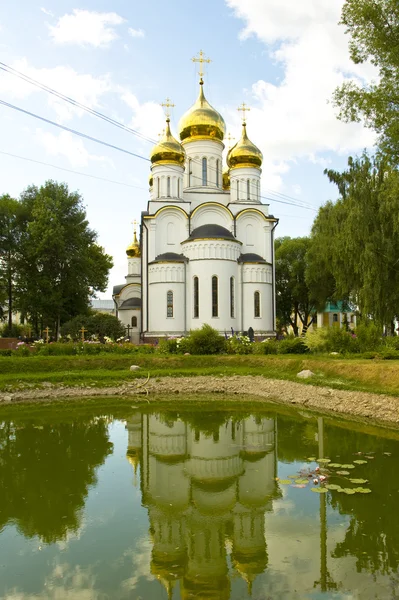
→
(1, 375, 399, 427)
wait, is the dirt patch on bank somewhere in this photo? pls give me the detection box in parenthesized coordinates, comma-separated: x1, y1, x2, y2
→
(1, 376, 399, 426)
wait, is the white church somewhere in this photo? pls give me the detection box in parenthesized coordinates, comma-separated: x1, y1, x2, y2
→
(113, 54, 278, 342)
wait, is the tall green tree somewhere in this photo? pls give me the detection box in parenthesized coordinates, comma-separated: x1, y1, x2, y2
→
(308, 153, 399, 328)
(333, 0, 399, 161)
(17, 181, 113, 337)
(0, 195, 26, 328)
(275, 237, 317, 336)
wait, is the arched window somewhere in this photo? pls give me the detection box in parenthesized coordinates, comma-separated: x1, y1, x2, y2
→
(216, 159, 220, 187)
(254, 291, 260, 318)
(257, 180, 260, 201)
(236, 179, 240, 200)
(177, 178, 180, 198)
(212, 276, 218, 317)
(202, 157, 207, 186)
(333, 313, 338, 323)
(247, 179, 251, 200)
(188, 159, 192, 187)
(167, 291, 173, 318)
(230, 277, 235, 318)
(131, 316, 137, 327)
(246, 224, 254, 246)
(156, 177, 160, 198)
(167, 176, 171, 198)
(193, 276, 199, 318)
(167, 222, 174, 245)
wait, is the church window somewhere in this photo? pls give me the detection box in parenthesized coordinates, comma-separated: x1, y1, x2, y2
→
(167, 222, 174, 245)
(230, 277, 235, 318)
(254, 291, 260, 318)
(167, 177, 171, 197)
(188, 159, 192, 186)
(247, 179, 251, 200)
(167, 291, 173, 318)
(333, 313, 338, 323)
(216, 159, 220, 187)
(131, 316, 137, 327)
(177, 178, 180, 198)
(246, 224, 254, 246)
(257, 180, 260, 201)
(236, 179, 240, 200)
(156, 178, 160, 198)
(193, 276, 199, 318)
(212, 276, 218, 317)
(202, 157, 207, 186)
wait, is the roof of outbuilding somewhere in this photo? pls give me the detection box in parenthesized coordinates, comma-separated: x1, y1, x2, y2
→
(119, 297, 142, 309)
(238, 253, 269, 264)
(113, 284, 126, 295)
(187, 224, 235, 241)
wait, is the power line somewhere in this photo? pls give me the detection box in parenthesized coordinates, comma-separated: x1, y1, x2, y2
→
(0, 60, 317, 209)
(0, 150, 148, 190)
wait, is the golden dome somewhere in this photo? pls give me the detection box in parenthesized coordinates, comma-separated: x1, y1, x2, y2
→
(150, 119, 185, 166)
(222, 168, 230, 190)
(126, 226, 141, 258)
(179, 82, 226, 142)
(227, 123, 263, 169)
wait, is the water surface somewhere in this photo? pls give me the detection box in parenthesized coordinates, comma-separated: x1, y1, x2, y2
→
(1, 402, 399, 599)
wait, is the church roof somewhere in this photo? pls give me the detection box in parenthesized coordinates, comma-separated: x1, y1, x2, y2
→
(187, 224, 235, 241)
(113, 284, 126, 296)
(150, 252, 188, 264)
(238, 253, 269, 264)
(119, 298, 142, 309)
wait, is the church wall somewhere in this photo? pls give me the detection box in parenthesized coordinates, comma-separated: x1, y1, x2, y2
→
(236, 213, 269, 258)
(230, 167, 261, 203)
(153, 209, 189, 256)
(148, 279, 185, 333)
(151, 163, 184, 201)
(183, 190, 229, 208)
(190, 203, 233, 232)
(183, 139, 224, 190)
(242, 279, 273, 332)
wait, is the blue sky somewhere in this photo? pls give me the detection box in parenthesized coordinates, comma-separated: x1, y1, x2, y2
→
(0, 0, 376, 295)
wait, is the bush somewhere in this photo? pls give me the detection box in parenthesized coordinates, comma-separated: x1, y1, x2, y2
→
(184, 325, 226, 355)
(61, 313, 126, 341)
(277, 336, 309, 354)
(305, 327, 358, 354)
(0, 349, 12, 356)
(355, 321, 382, 352)
(226, 335, 253, 355)
(0, 323, 24, 338)
(258, 340, 279, 355)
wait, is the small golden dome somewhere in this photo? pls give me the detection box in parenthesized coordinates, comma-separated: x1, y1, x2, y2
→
(222, 168, 230, 190)
(150, 119, 185, 166)
(126, 226, 141, 258)
(227, 123, 263, 169)
(179, 82, 226, 142)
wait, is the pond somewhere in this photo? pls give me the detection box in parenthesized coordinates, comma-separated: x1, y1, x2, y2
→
(0, 400, 399, 599)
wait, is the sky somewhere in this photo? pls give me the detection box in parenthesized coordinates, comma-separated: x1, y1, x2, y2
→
(0, 0, 377, 296)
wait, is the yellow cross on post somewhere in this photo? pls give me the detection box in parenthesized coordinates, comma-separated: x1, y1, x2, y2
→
(80, 326, 88, 342)
(238, 102, 251, 124)
(161, 97, 175, 119)
(226, 133, 235, 149)
(192, 50, 211, 83)
(43, 327, 51, 344)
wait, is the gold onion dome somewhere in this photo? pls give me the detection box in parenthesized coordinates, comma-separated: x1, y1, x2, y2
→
(126, 227, 141, 258)
(227, 123, 263, 169)
(150, 119, 185, 166)
(222, 168, 230, 190)
(179, 81, 226, 142)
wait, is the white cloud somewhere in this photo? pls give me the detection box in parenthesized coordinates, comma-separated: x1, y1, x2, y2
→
(40, 7, 54, 17)
(48, 9, 125, 47)
(128, 28, 145, 38)
(225, 0, 378, 184)
(121, 91, 165, 142)
(0, 58, 111, 122)
(36, 129, 113, 169)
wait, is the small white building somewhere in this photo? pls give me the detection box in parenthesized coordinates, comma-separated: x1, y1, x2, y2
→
(113, 71, 278, 342)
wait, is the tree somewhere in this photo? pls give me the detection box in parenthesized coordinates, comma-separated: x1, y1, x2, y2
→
(333, 0, 399, 161)
(17, 181, 113, 337)
(0, 195, 26, 328)
(275, 237, 317, 336)
(308, 152, 399, 328)
(61, 312, 126, 341)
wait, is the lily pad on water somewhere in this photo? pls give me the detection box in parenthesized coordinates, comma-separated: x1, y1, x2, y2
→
(317, 458, 331, 463)
(325, 484, 341, 490)
(353, 459, 367, 465)
(279, 480, 293, 485)
(340, 464, 355, 469)
(336, 470, 350, 476)
(307, 457, 316, 461)
(357, 487, 372, 494)
(288, 475, 298, 479)
(328, 463, 342, 468)
(343, 488, 356, 495)
(349, 478, 369, 484)
(295, 479, 309, 485)
(311, 487, 328, 493)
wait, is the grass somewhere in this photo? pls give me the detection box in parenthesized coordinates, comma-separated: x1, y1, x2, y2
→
(1, 353, 399, 396)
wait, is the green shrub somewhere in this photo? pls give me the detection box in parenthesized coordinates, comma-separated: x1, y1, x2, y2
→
(0, 323, 24, 338)
(383, 336, 399, 351)
(304, 329, 328, 353)
(278, 336, 308, 354)
(305, 327, 358, 354)
(61, 312, 126, 341)
(0, 349, 12, 357)
(184, 325, 226, 355)
(226, 335, 253, 355)
(355, 321, 382, 352)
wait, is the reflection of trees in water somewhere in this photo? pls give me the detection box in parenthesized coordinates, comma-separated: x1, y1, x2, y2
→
(0, 418, 113, 544)
(324, 426, 399, 576)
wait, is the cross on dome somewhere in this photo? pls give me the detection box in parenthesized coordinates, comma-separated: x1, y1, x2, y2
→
(238, 102, 251, 125)
(226, 133, 235, 148)
(191, 50, 211, 84)
(161, 97, 175, 119)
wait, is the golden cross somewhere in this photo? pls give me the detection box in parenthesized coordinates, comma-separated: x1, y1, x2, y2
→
(43, 326, 51, 343)
(157, 128, 165, 139)
(192, 50, 211, 82)
(238, 102, 251, 124)
(80, 326, 87, 342)
(226, 133, 235, 148)
(161, 97, 175, 119)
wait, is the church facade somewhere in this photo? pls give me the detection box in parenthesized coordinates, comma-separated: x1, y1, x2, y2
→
(113, 69, 278, 342)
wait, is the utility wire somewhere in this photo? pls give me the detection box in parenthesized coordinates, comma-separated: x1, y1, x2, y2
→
(0, 60, 317, 210)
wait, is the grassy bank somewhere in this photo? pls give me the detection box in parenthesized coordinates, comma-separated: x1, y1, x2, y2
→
(1, 354, 399, 396)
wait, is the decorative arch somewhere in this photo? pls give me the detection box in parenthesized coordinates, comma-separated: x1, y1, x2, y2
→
(191, 202, 233, 231)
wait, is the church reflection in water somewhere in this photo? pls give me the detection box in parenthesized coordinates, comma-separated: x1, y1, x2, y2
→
(126, 412, 279, 599)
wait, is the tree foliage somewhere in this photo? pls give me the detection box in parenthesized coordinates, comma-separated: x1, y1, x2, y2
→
(61, 312, 126, 341)
(308, 153, 399, 326)
(275, 237, 317, 336)
(333, 0, 399, 160)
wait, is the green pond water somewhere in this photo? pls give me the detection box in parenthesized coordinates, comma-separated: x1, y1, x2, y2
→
(1, 402, 399, 599)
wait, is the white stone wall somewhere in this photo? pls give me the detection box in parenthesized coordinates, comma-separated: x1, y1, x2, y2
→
(182, 139, 224, 190)
(148, 280, 185, 333)
(230, 166, 261, 203)
(151, 163, 184, 201)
